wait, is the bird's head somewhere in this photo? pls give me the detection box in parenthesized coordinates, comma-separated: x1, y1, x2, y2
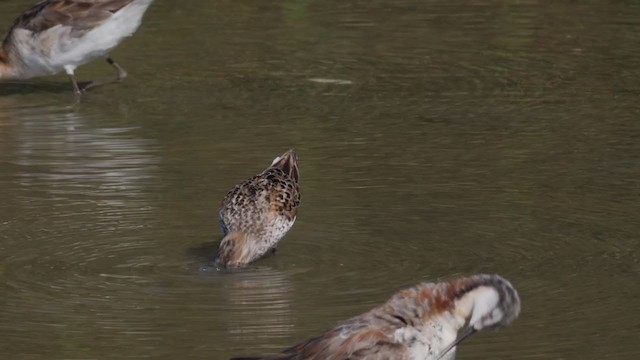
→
(435, 274, 521, 360)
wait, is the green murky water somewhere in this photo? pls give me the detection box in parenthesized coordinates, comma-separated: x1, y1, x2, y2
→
(1, 1, 639, 359)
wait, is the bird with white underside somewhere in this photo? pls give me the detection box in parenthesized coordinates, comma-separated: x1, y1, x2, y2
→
(231, 273, 520, 360)
(0, 0, 153, 97)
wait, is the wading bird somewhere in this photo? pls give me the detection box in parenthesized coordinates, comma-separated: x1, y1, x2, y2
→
(0, 0, 154, 97)
(231, 274, 520, 360)
(216, 149, 300, 269)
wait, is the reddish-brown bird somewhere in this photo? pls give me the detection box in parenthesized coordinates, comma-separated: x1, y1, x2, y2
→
(231, 274, 520, 360)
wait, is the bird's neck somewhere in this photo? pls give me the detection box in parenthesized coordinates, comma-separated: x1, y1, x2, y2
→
(384, 286, 463, 360)
(454, 286, 499, 327)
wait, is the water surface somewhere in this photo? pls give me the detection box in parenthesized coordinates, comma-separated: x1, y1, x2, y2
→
(0, 1, 639, 359)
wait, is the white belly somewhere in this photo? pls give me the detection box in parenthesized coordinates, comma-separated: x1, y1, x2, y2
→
(14, 0, 153, 77)
(395, 314, 460, 360)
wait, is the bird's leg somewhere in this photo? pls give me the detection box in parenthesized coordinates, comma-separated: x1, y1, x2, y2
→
(80, 56, 128, 91)
(64, 66, 82, 99)
(108, 57, 128, 81)
(67, 74, 82, 98)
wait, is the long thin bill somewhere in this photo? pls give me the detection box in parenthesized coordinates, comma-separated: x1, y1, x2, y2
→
(434, 327, 477, 360)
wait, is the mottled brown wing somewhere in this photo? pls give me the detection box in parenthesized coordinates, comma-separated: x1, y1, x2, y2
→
(8, 0, 136, 34)
(230, 356, 291, 360)
(220, 168, 299, 231)
(279, 321, 406, 360)
(263, 168, 300, 221)
(219, 173, 267, 232)
(230, 312, 406, 360)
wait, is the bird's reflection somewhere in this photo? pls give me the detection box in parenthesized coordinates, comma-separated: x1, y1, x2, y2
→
(221, 266, 295, 344)
(0, 99, 159, 229)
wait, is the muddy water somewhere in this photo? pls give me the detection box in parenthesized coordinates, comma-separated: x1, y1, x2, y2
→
(0, 1, 639, 359)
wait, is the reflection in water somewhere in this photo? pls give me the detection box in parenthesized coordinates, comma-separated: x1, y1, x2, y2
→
(222, 267, 295, 346)
(0, 101, 163, 357)
(1, 100, 158, 227)
(12, 113, 154, 188)
(187, 243, 296, 349)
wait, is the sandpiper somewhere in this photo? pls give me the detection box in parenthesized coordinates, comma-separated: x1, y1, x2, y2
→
(0, 0, 154, 97)
(231, 274, 520, 360)
(216, 149, 300, 268)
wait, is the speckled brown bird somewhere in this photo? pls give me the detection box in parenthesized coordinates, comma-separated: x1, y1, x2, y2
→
(231, 274, 520, 360)
(216, 149, 300, 268)
(0, 0, 153, 97)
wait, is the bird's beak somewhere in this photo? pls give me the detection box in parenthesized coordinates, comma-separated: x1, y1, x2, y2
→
(434, 327, 477, 360)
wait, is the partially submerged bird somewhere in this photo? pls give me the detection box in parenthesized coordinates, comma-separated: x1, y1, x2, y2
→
(0, 0, 154, 97)
(231, 274, 520, 360)
(216, 149, 300, 268)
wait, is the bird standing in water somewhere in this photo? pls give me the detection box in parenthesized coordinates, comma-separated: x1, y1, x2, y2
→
(216, 149, 300, 269)
(0, 0, 154, 97)
(231, 274, 520, 360)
